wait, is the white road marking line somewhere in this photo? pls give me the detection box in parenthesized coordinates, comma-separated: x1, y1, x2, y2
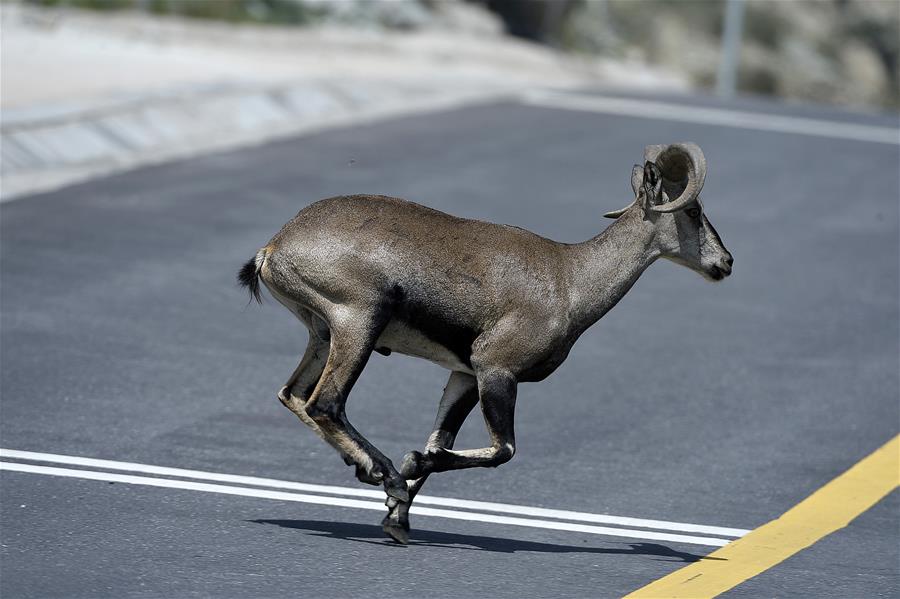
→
(0, 461, 733, 547)
(0, 448, 749, 537)
(520, 91, 900, 145)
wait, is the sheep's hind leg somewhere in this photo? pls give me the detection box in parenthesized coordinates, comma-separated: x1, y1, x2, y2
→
(278, 332, 327, 421)
(302, 314, 409, 505)
(277, 331, 381, 485)
(382, 371, 479, 543)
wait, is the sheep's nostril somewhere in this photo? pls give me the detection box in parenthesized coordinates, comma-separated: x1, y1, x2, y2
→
(725, 255, 734, 267)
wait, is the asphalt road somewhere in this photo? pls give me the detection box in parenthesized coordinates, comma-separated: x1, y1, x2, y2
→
(2, 91, 898, 598)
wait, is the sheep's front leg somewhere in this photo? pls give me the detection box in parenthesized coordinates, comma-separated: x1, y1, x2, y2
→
(402, 368, 517, 477)
(383, 371, 479, 543)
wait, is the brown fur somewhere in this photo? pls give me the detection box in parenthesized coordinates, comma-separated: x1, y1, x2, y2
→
(238, 143, 733, 543)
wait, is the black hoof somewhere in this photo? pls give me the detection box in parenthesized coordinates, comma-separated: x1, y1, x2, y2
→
(381, 513, 410, 544)
(400, 450, 425, 480)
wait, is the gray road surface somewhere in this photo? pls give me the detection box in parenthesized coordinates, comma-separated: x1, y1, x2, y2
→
(1, 92, 898, 598)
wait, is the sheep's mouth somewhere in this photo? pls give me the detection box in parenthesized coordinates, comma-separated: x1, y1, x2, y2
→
(707, 265, 727, 281)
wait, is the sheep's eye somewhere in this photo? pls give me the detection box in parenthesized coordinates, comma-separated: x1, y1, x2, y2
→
(686, 208, 700, 219)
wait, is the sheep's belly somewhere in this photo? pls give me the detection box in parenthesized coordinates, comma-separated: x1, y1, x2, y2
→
(376, 319, 473, 374)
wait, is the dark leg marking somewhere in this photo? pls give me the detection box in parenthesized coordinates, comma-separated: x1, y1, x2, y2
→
(409, 368, 517, 475)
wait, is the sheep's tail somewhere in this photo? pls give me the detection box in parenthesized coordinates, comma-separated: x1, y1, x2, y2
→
(237, 247, 268, 304)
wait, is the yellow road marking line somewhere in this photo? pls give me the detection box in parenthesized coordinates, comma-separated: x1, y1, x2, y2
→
(625, 434, 900, 599)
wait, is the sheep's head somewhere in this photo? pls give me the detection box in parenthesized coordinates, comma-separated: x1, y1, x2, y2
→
(605, 143, 733, 281)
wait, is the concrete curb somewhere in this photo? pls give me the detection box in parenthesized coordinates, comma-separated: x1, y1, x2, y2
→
(1, 78, 518, 201)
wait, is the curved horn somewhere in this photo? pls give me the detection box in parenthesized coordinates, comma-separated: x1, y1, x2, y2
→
(603, 165, 643, 219)
(643, 143, 706, 213)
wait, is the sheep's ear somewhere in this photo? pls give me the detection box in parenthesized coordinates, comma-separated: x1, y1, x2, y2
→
(604, 164, 646, 219)
(642, 161, 663, 208)
(631, 164, 643, 196)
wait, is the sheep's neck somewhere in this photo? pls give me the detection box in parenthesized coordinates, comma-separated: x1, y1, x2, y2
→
(566, 211, 659, 334)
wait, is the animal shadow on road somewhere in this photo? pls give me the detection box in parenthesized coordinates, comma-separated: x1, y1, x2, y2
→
(250, 519, 724, 563)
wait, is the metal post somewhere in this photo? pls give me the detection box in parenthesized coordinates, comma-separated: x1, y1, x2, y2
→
(717, 0, 746, 98)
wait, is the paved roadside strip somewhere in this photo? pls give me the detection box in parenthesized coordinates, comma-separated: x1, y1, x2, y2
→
(521, 90, 900, 145)
(7, 85, 897, 202)
(0, 448, 746, 547)
(625, 434, 900, 598)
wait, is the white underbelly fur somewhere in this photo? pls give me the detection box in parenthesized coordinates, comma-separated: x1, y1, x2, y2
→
(376, 319, 473, 373)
